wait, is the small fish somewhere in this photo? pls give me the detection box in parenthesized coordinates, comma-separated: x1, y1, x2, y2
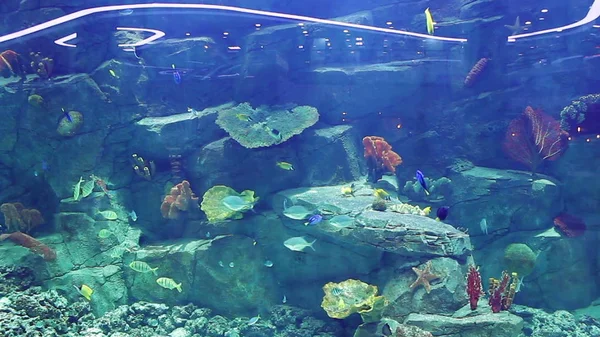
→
(80, 179, 95, 198)
(98, 210, 118, 220)
(423, 206, 432, 216)
(73, 284, 94, 301)
(129, 261, 158, 275)
(171, 64, 182, 84)
(61, 108, 72, 122)
(73, 176, 84, 201)
(276, 161, 294, 171)
(205, 232, 211, 238)
(156, 277, 182, 292)
(436, 206, 449, 221)
(283, 236, 316, 252)
(222, 195, 254, 212)
(341, 184, 355, 196)
(373, 189, 391, 200)
(415, 170, 430, 195)
(305, 214, 323, 226)
(218, 260, 224, 267)
(425, 8, 435, 35)
(247, 315, 260, 325)
(235, 113, 253, 122)
(480, 218, 488, 235)
(282, 295, 287, 304)
(129, 210, 138, 222)
(108, 69, 118, 78)
(98, 229, 113, 239)
(264, 260, 274, 267)
(229, 262, 235, 268)
(382, 323, 393, 336)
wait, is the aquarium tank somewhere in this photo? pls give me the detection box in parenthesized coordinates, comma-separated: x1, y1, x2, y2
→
(0, 0, 599, 336)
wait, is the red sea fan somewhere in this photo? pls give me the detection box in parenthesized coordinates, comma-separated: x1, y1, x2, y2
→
(554, 213, 586, 237)
(0, 232, 57, 261)
(466, 265, 483, 310)
(464, 58, 490, 87)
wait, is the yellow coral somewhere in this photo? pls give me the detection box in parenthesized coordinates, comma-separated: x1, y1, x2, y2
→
(200, 185, 258, 223)
(321, 279, 387, 323)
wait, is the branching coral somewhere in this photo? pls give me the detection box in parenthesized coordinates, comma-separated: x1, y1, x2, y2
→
(216, 103, 319, 148)
(29, 52, 54, 79)
(0, 232, 56, 261)
(488, 271, 518, 313)
(0, 203, 45, 233)
(363, 136, 402, 182)
(466, 265, 483, 310)
(160, 180, 199, 219)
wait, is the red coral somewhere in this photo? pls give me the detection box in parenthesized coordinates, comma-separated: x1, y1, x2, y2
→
(466, 265, 483, 310)
(554, 213, 586, 237)
(0, 202, 45, 233)
(0, 232, 56, 261)
(464, 58, 490, 87)
(160, 180, 199, 219)
(488, 271, 510, 313)
(363, 136, 402, 182)
(503, 106, 568, 173)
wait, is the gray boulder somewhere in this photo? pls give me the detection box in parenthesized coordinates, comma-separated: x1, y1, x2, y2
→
(405, 311, 523, 337)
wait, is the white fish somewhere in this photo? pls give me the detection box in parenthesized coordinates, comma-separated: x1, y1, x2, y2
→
(535, 227, 561, 238)
(229, 262, 235, 268)
(222, 196, 253, 212)
(282, 199, 312, 220)
(264, 260, 273, 267)
(218, 261, 224, 267)
(248, 315, 260, 325)
(283, 236, 316, 252)
(282, 295, 287, 304)
(480, 218, 488, 235)
(328, 215, 355, 229)
(129, 210, 137, 221)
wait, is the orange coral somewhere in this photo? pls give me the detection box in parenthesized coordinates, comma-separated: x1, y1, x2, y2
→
(0, 203, 45, 233)
(363, 136, 402, 182)
(0, 231, 56, 261)
(160, 180, 199, 219)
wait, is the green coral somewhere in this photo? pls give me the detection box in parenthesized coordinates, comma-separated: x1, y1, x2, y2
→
(215, 103, 319, 148)
(504, 243, 536, 277)
(321, 279, 388, 323)
(57, 111, 83, 137)
(200, 185, 259, 224)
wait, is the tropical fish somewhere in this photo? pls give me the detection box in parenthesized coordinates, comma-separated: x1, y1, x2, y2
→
(222, 195, 254, 212)
(436, 206, 449, 221)
(91, 175, 110, 197)
(61, 108, 72, 122)
(423, 206, 432, 216)
(425, 8, 435, 35)
(171, 64, 182, 84)
(328, 215, 355, 229)
(73, 176, 84, 201)
(382, 323, 393, 336)
(480, 218, 488, 235)
(283, 236, 316, 252)
(98, 210, 118, 220)
(341, 184, 355, 197)
(235, 113, 253, 122)
(247, 315, 260, 325)
(73, 284, 94, 301)
(282, 200, 312, 220)
(129, 261, 158, 275)
(415, 170, 430, 195)
(81, 179, 95, 198)
(156, 277, 182, 292)
(305, 214, 323, 226)
(129, 210, 138, 222)
(98, 229, 113, 239)
(373, 188, 391, 200)
(108, 69, 119, 78)
(264, 260, 274, 267)
(276, 161, 294, 171)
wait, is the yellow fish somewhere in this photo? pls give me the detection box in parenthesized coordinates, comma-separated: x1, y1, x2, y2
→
(276, 161, 294, 170)
(98, 210, 118, 220)
(374, 189, 391, 200)
(236, 113, 253, 122)
(98, 229, 113, 239)
(341, 184, 355, 197)
(129, 261, 158, 275)
(109, 69, 119, 78)
(74, 284, 94, 301)
(423, 206, 432, 216)
(156, 277, 182, 292)
(425, 8, 435, 35)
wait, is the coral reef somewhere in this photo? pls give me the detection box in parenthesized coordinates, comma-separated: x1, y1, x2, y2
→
(503, 243, 536, 277)
(488, 271, 518, 313)
(321, 279, 388, 323)
(371, 197, 387, 211)
(410, 261, 440, 294)
(403, 176, 452, 201)
(215, 103, 319, 148)
(387, 203, 429, 216)
(503, 106, 568, 174)
(363, 136, 402, 182)
(553, 213, 586, 237)
(466, 265, 483, 310)
(131, 153, 155, 180)
(512, 305, 600, 337)
(464, 58, 490, 87)
(57, 110, 84, 137)
(200, 185, 258, 223)
(0, 50, 24, 78)
(29, 52, 54, 79)
(559, 93, 600, 134)
(0, 232, 56, 261)
(160, 180, 199, 219)
(0, 202, 45, 233)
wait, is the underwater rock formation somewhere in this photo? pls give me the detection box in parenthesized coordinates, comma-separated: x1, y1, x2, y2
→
(56, 110, 84, 137)
(405, 311, 523, 337)
(559, 93, 600, 134)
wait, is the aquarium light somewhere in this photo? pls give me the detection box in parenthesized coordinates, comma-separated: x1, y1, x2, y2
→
(54, 32, 77, 47)
(116, 27, 165, 47)
(0, 3, 467, 44)
(541, 9, 549, 13)
(525, 21, 532, 25)
(386, 21, 392, 25)
(228, 46, 241, 50)
(508, 0, 600, 42)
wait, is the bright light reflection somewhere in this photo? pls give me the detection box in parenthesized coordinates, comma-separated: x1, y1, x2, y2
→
(525, 21, 532, 25)
(223, 32, 229, 35)
(255, 23, 261, 27)
(386, 21, 392, 25)
(117, 27, 165, 47)
(228, 46, 241, 50)
(54, 32, 77, 47)
(541, 9, 549, 13)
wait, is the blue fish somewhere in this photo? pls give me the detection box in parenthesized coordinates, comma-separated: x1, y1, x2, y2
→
(305, 214, 323, 226)
(172, 64, 182, 84)
(62, 108, 72, 122)
(436, 206, 449, 221)
(415, 170, 430, 195)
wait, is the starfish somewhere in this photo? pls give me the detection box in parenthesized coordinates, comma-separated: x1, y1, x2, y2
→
(410, 261, 440, 293)
(505, 16, 522, 35)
